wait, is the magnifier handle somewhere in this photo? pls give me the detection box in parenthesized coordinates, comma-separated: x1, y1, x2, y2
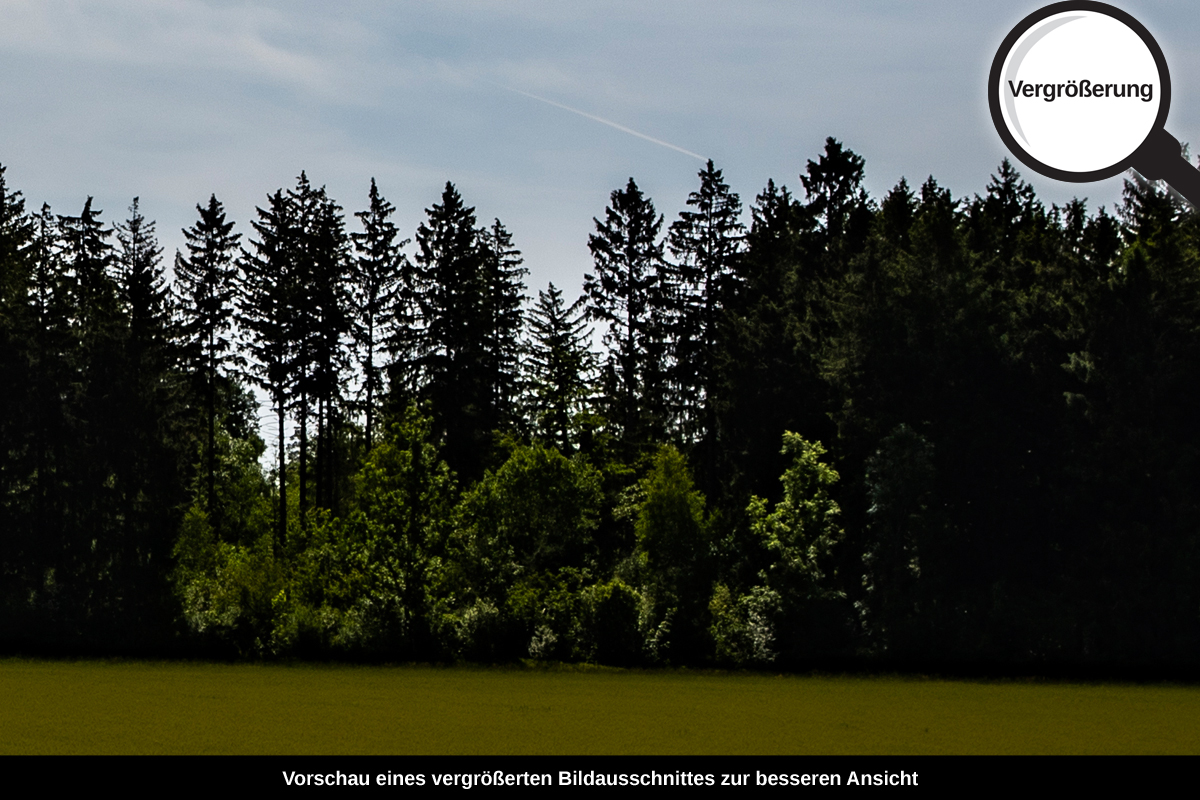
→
(1131, 128, 1200, 208)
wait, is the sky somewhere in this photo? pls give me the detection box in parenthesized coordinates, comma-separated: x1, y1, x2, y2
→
(4, 0, 1200, 440)
(5, 1, 1200, 295)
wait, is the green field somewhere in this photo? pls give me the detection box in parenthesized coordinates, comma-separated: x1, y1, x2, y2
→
(1, 658, 1196, 754)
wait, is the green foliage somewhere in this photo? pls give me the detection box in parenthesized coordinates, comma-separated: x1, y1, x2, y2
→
(584, 577, 643, 666)
(172, 506, 284, 656)
(173, 404, 455, 659)
(506, 568, 590, 661)
(432, 442, 602, 660)
(709, 582, 780, 667)
(355, 406, 458, 547)
(745, 433, 848, 663)
(460, 442, 602, 577)
(198, 426, 274, 545)
(631, 445, 713, 663)
(276, 511, 414, 656)
(749, 434, 843, 591)
(857, 424, 939, 655)
(635, 446, 709, 576)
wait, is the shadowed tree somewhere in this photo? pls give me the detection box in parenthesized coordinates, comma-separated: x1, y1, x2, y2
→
(410, 183, 526, 481)
(525, 282, 593, 452)
(478, 219, 528, 439)
(667, 159, 744, 483)
(175, 194, 242, 513)
(351, 178, 410, 453)
(585, 177, 669, 450)
(239, 189, 298, 546)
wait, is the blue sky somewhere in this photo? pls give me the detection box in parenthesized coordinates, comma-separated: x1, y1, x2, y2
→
(3, 1, 1199, 298)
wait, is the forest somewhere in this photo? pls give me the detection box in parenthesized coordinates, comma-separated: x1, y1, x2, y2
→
(1, 137, 1198, 672)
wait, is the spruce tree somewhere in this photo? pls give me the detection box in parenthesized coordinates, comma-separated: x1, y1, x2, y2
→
(0, 165, 34, 605)
(525, 282, 593, 452)
(411, 183, 524, 480)
(239, 189, 298, 545)
(478, 219, 528, 437)
(114, 198, 180, 621)
(57, 198, 121, 617)
(175, 195, 242, 513)
(413, 182, 483, 477)
(351, 178, 410, 452)
(290, 175, 351, 514)
(584, 177, 669, 449)
(667, 159, 744, 475)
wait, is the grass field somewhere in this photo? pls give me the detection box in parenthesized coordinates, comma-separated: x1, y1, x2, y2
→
(2, 658, 1197, 754)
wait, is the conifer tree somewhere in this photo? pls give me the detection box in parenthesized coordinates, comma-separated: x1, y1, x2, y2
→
(290, 176, 351, 513)
(116, 198, 170, 362)
(55, 198, 123, 614)
(413, 182, 485, 477)
(525, 282, 593, 452)
(351, 178, 410, 452)
(239, 189, 298, 545)
(114, 198, 182, 609)
(26, 203, 73, 583)
(411, 183, 525, 480)
(0, 165, 34, 598)
(479, 219, 528, 437)
(667, 159, 744, 464)
(584, 177, 669, 448)
(175, 195, 242, 512)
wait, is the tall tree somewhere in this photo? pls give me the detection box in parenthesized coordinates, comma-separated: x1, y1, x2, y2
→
(525, 282, 593, 452)
(351, 178, 410, 453)
(478, 218, 528, 437)
(175, 195, 242, 513)
(55, 197, 123, 616)
(667, 159, 744, 476)
(239, 189, 298, 545)
(116, 198, 170, 363)
(584, 177, 669, 449)
(25, 204, 73, 600)
(0, 165, 35, 609)
(289, 175, 351, 514)
(113, 198, 182, 620)
(412, 182, 485, 478)
(410, 183, 525, 480)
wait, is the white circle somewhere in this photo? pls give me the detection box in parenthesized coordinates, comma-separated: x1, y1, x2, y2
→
(997, 10, 1162, 173)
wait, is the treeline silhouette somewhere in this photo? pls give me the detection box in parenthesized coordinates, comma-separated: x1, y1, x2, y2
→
(2, 138, 1199, 672)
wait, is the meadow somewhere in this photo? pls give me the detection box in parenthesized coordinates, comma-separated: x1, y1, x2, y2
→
(1, 658, 1197, 755)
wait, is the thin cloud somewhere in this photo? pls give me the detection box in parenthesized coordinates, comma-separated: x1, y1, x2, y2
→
(503, 86, 706, 162)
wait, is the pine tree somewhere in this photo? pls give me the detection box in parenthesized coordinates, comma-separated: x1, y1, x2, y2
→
(525, 282, 593, 452)
(0, 165, 35, 603)
(289, 175, 351, 514)
(351, 178, 411, 452)
(410, 183, 524, 480)
(413, 182, 484, 477)
(175, 195, 242, 513)
(666, 159, 744, 467)
(478, 218, 527, 437)
(584, 177, 669, 449)
(239, 189, 298, 545)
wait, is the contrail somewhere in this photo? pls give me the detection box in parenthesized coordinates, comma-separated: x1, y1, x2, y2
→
(503, 86, 706, 162)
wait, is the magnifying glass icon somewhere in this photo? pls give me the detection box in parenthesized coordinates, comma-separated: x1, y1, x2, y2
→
(990, 1, 1200, 205)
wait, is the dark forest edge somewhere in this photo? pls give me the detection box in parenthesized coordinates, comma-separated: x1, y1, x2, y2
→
(2, 138, 1199, 676)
